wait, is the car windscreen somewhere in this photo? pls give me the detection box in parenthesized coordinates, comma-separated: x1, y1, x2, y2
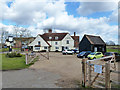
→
(90, 52, 96, 55)
(80, 52, 86, 55)
(86, 51, 91, 54)
(68, 50, 72, 51)
(104, 53, 112, 56)
(114, 53, 119, 55)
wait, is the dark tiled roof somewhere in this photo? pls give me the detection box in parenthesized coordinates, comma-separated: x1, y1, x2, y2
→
(39, 35, 51, 46)
(85, 34, 106, 45)
(39, 33, 68, 41)
(13, 37, 36, 40)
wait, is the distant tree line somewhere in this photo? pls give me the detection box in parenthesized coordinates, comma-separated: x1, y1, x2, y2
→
(1, 26, 32, 44)
(106, 41, 116, 45)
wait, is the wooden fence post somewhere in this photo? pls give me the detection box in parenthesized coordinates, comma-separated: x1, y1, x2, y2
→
(113, 54, 116, 71)
(82, 59, 86, 87)
(88, 61, 92, 87)
(47, 51, 49, 60)
(105, 62, 111, 88)
(26, 53, 28, 65)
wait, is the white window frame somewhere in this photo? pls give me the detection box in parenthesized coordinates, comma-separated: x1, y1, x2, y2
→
(49, 37, 52, 39)
(55, 42, 58, 45)
(44, 47, 48, 49)
(38, 41, 41, 45)
(94, 47, 97, 52)
(55, 36, 58, 40)
(55, 47, 59, 49)
(66, 40, 69, 44)
(35, 47, 40, 50)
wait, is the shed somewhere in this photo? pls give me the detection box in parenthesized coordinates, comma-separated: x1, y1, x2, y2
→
(79, 34, 106, 53)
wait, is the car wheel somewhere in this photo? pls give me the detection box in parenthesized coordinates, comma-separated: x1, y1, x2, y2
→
(93, 57, 96, 59)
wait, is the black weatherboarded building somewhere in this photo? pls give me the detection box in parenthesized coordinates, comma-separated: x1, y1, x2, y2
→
(79, 34, 106, 53)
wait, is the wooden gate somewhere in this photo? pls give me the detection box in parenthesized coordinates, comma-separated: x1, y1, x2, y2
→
(82, 55, 120, 88)
(25, 51, 49, 65)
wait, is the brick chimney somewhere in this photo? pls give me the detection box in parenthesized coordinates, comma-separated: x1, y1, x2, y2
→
(48, 29, 52, 33)
(74, 32, 76, 36)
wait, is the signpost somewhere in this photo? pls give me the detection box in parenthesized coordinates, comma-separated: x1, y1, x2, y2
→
(94, 64, 102, 74)
(8, 36, 13, 52)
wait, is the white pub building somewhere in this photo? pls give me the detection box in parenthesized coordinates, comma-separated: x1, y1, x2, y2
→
(28, 29, 79, 52)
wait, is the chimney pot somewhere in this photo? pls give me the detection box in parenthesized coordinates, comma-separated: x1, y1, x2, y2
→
(48, 29, 52, 33)
(74, 32, 76, 36)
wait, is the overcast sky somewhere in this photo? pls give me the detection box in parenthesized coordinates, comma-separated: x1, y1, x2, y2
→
(0, 0, 119, 44)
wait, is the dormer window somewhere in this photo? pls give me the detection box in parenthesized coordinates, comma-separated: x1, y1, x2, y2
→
(66, 40, 69, 44)
(38, 41, 40, 45)
(49, 37, 52, 39)
(55, 36, 58, 40)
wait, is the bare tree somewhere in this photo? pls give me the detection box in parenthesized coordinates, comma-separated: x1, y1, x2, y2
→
(106, 41, 115, 45)
(13, 26, 32, 38)
(1, 27, 9, 43)
(19, 28, 31, 37)
(13, 25, 19, 37)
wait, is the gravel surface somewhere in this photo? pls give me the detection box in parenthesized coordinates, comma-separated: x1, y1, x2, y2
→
(2, 69, 61, 88)
(30, 52, 82, 81)
(2, 52, 82, 88)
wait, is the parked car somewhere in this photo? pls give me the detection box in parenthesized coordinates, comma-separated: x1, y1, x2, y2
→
(72, 49, 79, 54)
(62, 49, 74, 55)
(77, 51, 91, 58)
(87, 52, 104, 60)
(104, 52, 120, 62)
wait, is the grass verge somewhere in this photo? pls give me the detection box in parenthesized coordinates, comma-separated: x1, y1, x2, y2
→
(0, 54, 38, 71)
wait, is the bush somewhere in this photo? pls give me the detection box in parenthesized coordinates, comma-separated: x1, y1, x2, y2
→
(6, 52, 22, 58)
(16, 53, 22, 57)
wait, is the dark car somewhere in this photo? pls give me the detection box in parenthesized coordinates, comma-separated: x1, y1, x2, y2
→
(77, 51, 91, 58)
(104, 52, 120, 62)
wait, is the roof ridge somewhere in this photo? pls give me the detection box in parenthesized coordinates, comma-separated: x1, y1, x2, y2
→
(85, 34, 100, 37)
(85, 35, 94, 44)
(85, 34, 105, 45)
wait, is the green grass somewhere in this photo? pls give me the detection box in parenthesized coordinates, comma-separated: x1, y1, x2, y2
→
(13, 48, 21, 50)
(0, 48, 21, 52)
(0, 48, 9, 52)
(107, 49, 120, 54)
(0, 54, 38, 70)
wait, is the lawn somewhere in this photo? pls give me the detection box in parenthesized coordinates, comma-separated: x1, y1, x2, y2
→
(106, 45, 120, 54)
(0, 48, 9, 52)
(0, 48, 21, 52)
(1, 54, 38, 70)
(107, 49, 120, 54)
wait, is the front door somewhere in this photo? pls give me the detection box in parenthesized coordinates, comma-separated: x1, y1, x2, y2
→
(62, 46, 64, 51)
(98, 46, 102, 52)
(94, 47, 97, 52)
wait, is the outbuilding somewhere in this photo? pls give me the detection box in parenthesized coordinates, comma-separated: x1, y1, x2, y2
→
(79, 34, 106, 53)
